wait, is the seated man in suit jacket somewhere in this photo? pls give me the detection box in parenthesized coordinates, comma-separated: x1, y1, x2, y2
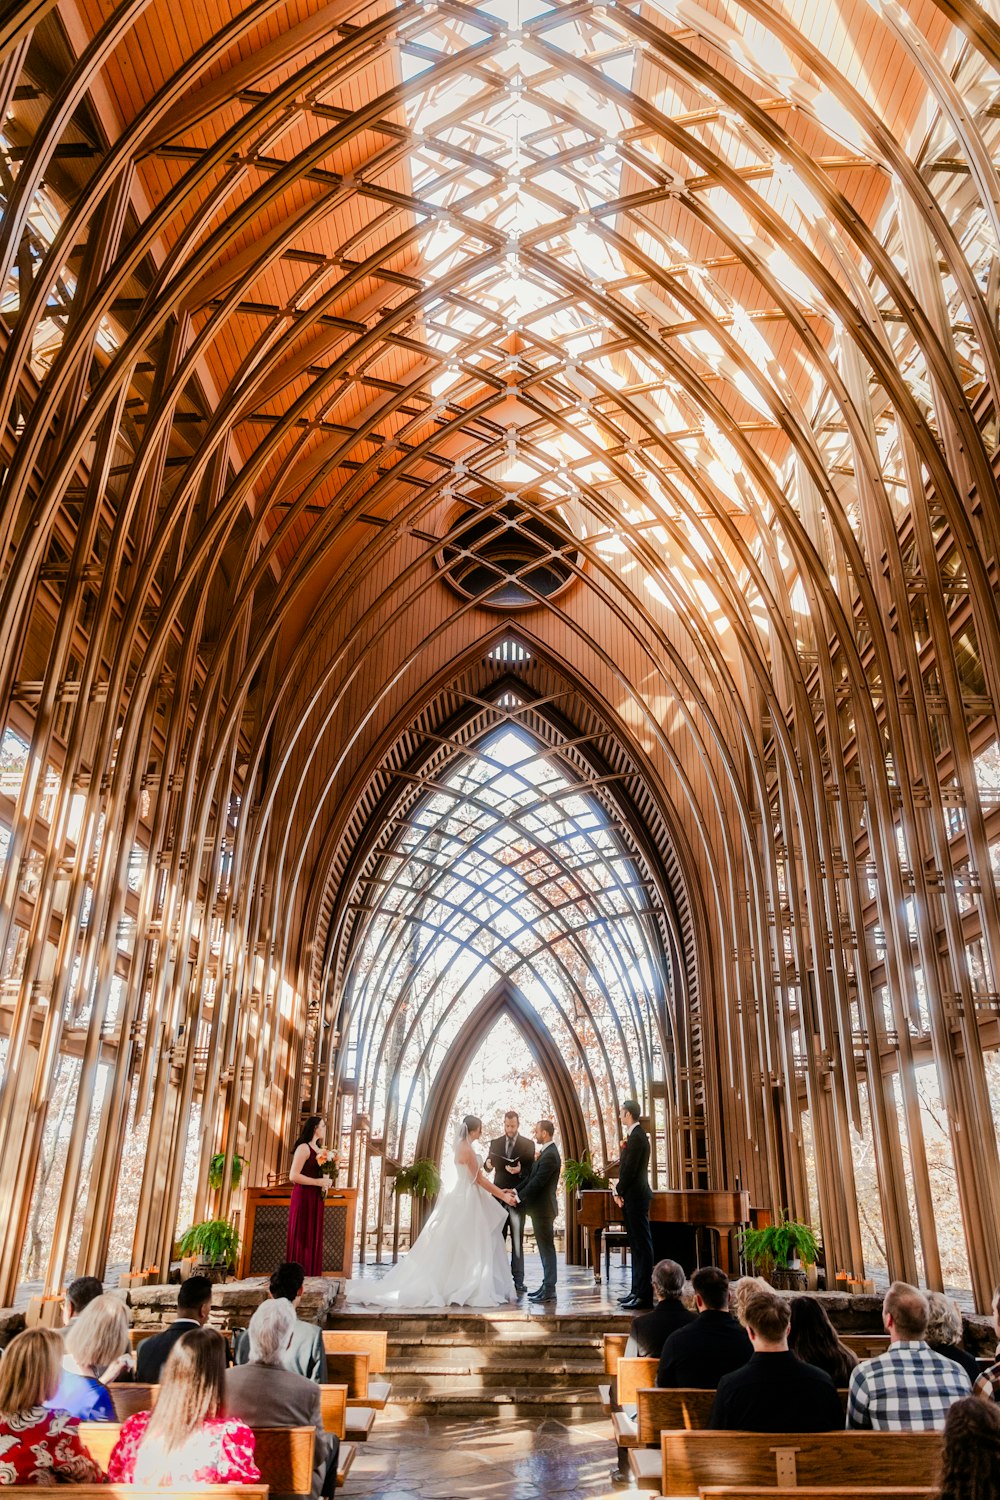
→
(136, 1275, 214, 1383)
(629, 1259, 695, 1358)
(224, 1299, 335, 1500)
(233, 1262, 327, 1381)
(657, 1265, 752, 1389)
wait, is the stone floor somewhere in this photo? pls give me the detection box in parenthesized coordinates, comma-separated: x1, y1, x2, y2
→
(346, 1406, 623, 1499)
(342, 1254, 635, 1315)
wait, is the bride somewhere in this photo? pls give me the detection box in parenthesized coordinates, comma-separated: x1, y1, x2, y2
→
(348, 1115, 518, 1308)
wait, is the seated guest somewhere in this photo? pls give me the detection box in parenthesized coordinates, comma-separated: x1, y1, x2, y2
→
(656, 1265, 751, 1389)
(848, 1280, 970, 1429)
(136, 1275, 213, 1383)
(109, 1327, 258, 1485)
(936, 1395, 1000, 1500)
(233, 1262, 327, 1381)
(974, 1283, 1000, 1403)
(62, 1276, 104, 1335)
(0, 1327, 104, 1483)
(926, 1292, 979, 1384)
(626, 1259, 695, 1359)
(709, 1290, 843, 1431)
(730, 1275, 769, 1328)
(225, 1300, 335, 1500)
(47, 1294, 131, 1419)
(788, 1295, 858, 1387)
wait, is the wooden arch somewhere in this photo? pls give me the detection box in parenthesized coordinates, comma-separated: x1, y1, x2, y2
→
(408, 979, 591, 1258)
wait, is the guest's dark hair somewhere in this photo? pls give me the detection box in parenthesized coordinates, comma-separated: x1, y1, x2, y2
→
(293, 1114, 323, 1148)
(177, 1275, 214, 1313)
(463, 1115, 481, 1133)
(66, 1275, 104, 1316)
(270, 1262, 305, 1301)
(789, 1295, 858, 1386)
(691, 1265, 730, 1311)
(937, 1396, 1000, 1500)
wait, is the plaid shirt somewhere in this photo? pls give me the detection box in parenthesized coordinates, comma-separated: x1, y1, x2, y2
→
(973, 1348, 1000, 1402)
(847, 1341, 971, 1430)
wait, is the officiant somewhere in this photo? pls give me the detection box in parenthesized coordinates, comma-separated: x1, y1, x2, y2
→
(484, 1110, 535, 1296)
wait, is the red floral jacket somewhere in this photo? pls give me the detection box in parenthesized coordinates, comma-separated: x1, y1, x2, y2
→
(0, 1406, 104, 1485)
(108, 1411, 258, 1486)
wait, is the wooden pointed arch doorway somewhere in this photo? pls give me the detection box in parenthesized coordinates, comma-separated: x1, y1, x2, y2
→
(409, 980, 592, 1263)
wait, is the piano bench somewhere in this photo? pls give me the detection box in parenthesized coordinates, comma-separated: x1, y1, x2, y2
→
(604, 1230, 630, 1281)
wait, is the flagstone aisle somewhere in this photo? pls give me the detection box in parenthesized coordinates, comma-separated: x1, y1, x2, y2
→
(348, 1408, 621, 1499)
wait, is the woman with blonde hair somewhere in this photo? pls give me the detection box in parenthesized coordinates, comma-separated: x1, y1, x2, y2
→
(0, 1327, 103, 1484)
(48, 1293, 130, 1420)
(108, 1327, 258, 1485)
(926, 1291, 979, 1383)
(730, 1276, 770, 1328)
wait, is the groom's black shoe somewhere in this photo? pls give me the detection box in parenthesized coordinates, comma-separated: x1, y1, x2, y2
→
(514, 1285, 527, 1296)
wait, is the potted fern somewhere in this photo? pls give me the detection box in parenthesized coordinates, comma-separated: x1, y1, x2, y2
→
(563, 1153, 608, 1206)
(207, 1153, 246, 1192)
(739, 1216, 819, 1291)
(176, 1219, 241, 1282)
(393, 1160, 441, 1199)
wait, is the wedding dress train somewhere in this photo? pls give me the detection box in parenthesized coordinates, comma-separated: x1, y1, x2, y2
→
(347, 1155, 515, 1308)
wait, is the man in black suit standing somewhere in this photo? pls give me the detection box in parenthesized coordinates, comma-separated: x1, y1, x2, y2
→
(614, 1098, 654, 1309)
(514, 1119, 561, 1303)
(136, 1275, 214, 1382)
(484, 1109, 536, 1296)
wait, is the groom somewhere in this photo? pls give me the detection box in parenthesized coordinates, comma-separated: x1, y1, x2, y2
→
(514, 1119, 561, 1303)
(485, 1110, 535, 1296)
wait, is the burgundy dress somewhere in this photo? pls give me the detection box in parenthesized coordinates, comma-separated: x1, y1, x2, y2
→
(286, 1142, 325, 1274)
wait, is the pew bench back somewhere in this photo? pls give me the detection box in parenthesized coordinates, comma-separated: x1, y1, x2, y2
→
(661, 1430, 943, 1497)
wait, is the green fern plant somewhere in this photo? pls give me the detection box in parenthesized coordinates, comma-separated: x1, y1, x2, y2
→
(563, 1154, 608, 1192)
(207, 1153, 245, 1192)
(393, 1160, 441, 1199)
(739, 1215, 818, 1273)
(175, 1218, 241, 1265)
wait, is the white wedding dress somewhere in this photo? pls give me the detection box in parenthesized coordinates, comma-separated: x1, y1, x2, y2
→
(348, 1150, 515, 1308)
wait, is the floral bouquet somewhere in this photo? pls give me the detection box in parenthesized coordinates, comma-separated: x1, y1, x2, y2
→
(316, 1150, 339, 1180)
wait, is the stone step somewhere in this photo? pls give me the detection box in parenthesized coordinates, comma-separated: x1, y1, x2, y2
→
(331, 1309, 630, 1338)
(386, 1335, 602, 1364)
(385, 1386, 604, 1419)
(386, 1358, 600, 1389)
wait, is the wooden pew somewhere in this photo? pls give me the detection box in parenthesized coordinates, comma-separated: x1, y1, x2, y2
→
(610, 1357, 660, 1448)
(318, 1383, 348, 1439)
(3, 1489, 265, 1499)
(631, 1429, 943, 1497)
(700, 1488, 935, 1500)
(80, 1420, 354, 1493)
(107, 1383, 157, 1420)
(600, 1331, 630, 1414)
(323, 1330, 391, 1407)
(842, 1334, 891, 1359)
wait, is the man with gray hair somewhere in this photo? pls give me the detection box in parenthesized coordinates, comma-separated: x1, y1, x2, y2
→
(225, 1299, 337, 1498)
(628, 1259, 695, 1359)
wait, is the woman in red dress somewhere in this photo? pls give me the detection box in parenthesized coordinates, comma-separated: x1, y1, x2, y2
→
(286, 1114, 329, 1276)
(108, 1327, 257, 1486)
(0, 1327, 103, 1485)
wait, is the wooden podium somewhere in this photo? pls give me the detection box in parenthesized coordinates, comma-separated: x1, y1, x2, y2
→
(237, 1185, 358, 1279)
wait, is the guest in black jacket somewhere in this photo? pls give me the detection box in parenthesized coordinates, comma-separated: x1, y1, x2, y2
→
(657, 1265, 751, 1389)
(630, 1260, 695, 1358)
(136, 1276, 214, 1383)
(614, 1099, 654, 1309)
(710, 1290, 843, 1432)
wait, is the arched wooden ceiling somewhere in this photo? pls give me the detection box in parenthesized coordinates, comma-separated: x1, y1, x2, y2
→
(0, 0, 998, 1305)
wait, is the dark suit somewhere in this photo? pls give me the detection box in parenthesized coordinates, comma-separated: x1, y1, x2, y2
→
(616, 1122, 653, 1303)
(631, 1297, 696, 1359)
(516, 1141, 561, 1298)
(485, 1132, 535, 1292)
(709, 1350, 843, 1431)
(657, 1309, 752, 1389)
(136, 1318, 202, 1383)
